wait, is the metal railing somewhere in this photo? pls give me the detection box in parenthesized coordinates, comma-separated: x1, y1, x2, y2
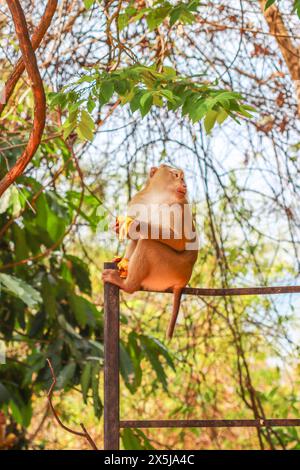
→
(103, 262, 300, 450)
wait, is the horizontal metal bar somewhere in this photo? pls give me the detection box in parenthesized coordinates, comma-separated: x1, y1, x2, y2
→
(141, 285, 300, 296)
(106, 262, 300, 296)
(120, 419, 300, 429)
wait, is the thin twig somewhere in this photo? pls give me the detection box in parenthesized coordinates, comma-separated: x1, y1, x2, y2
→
(46, 358, 98, 450)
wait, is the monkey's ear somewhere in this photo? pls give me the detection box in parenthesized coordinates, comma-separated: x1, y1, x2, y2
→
(149, 167, 158, 177)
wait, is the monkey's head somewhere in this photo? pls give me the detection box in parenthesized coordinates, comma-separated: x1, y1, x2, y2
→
(149, 165, 187, 199)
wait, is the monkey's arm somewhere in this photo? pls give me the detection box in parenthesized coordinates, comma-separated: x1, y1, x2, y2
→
(136, 221, 196, 252)
(118, 214, 196, 252)
(122, 220, 184, 251)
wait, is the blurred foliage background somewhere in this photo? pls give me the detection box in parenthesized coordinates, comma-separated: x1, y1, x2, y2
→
(0, 0, 300, 450)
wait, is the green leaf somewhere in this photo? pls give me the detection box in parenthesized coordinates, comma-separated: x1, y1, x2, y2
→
(81, 362, 92, 403)
(179, 9, 195, 24)
(10, 186, 22, 215)
(146, 5, 172, 31)
(68, 293, 89, 327)
(58, 314, 82, 339)
(127, 332, 143, 392)
(0, 273, 42, 307)
(9, 391, 32, 427)
(130, 90, 143, 113)
(66, 255, 92, 295)
(91, 362, 102, 418)
(114, 79, 129, 96)
(27, 191, 68, 246)
(0, 186, 21, 215)
(140, 336, 168, 390)
(28, 311, 46, 338)
(49, 92, 68, 109)
(0, 383, 10, 404)
(237, 105, 255, 118)
(122, 428, 143, 450)
(140, 92, 153, 117)
(160, 89, 176, 103)
(169, 7, 182, 26)
(12, 223, 29, 262)
(143, 335, 175, 371)
(264, 0, 276, 10)
(81, 109, 95, 131)
(87, 98, 96, 113)
(188, 0, 201, 12)
(118, 13, 128, 31)
(10, 400, 23, 426)
(77, 121, 94, 141)
(189, 100, 208, 122)
(0, 187, 12, 214)
(101, 81, 114, 102)
(47, 214, 65, 244)
(76, 110, 95, 141)
(120, 341, 135, 392)
(140, 91, 153, 108)
(56, 362, 76, 389)
(63, 121, 77, 140)
(204, 109, 218, 133)
(41, 274, 57, 319)
(68, 292, 100, 328)
(294, 0, 300, 17)
(162, 66, 177, 77)
(84, 0, 95, 9)
(122, 427, 155, 450)
(134, 429, 155, 449)
(216, 108, 229, 125)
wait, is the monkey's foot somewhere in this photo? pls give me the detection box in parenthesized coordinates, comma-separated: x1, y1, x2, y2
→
(117, 257, 129, 278)
(102, 269, 124, 288)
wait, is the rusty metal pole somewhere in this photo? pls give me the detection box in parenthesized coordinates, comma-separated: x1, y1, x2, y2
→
(103, 270, 300, 447)
(104, 262, 120, 450)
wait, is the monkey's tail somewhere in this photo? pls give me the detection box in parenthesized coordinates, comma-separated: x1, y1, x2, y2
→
(166, 287, 183, 340)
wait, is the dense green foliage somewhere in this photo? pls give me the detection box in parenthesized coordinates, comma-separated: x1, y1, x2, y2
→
(0, 147, 174, 437)
(51, 64, 255, 140)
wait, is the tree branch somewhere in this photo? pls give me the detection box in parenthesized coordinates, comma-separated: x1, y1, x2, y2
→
(0, 0, 47, 197)
(0, 0, 57, 117)
(259, 0, 300, 114)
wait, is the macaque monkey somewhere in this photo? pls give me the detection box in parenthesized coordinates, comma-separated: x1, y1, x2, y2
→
(102, 165, 198, 338)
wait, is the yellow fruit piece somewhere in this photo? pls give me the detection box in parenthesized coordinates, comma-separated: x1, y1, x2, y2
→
(117, 215, 134, 240)
(117, 258, 129, 278)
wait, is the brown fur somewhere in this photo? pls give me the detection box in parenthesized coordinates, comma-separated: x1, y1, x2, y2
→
(102, 165, 198, 338)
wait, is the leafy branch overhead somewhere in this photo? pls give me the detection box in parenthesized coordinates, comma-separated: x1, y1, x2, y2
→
(50, 64, 255, 139)
(117, 0, 201, 31)
(84, 0, 201, 27)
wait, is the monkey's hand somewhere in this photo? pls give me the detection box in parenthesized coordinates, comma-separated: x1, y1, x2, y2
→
(117, 215, 134, 240)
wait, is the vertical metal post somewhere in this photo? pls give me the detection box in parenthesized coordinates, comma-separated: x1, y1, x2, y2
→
(104, 262, 120, 450)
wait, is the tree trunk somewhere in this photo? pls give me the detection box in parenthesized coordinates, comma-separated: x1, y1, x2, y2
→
(259, 1, 300, 115)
